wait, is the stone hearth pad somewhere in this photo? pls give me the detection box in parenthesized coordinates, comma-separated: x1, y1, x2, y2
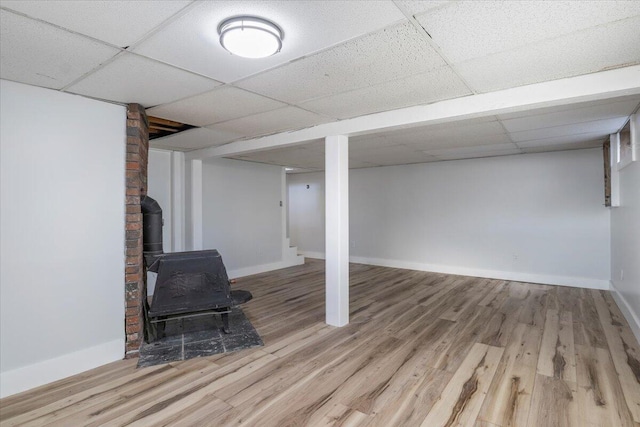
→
(137, 307, 262, 368)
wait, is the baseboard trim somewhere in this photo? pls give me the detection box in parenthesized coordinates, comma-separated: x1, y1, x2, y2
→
(349, 256, 609, 289)
(0, 339, 124, 398)
(610, 281, 640, 344)
(228, 257, 305, 279)
(299, 251, 325, 260)
(300, 252, 608, 289)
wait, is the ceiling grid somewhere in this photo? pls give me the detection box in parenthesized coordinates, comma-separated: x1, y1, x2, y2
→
(1, 0, 639, 169)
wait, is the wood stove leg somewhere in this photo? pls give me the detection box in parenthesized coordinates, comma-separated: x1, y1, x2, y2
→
(221, 312, 230, 334)
(147, 321, 157, 343)
(157, 316, 166, 339)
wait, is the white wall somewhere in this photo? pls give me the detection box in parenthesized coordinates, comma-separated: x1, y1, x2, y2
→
(289, 148, 611, 288)
(148, 148, 173, 252)
(611, 114, 640, 341)
(0, 80, 125, 397)
(202, 158, 296, 278)
(288, 176, 326, 256)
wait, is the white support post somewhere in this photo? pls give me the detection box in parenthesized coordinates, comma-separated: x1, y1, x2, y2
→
(325, 135, 349, 327)
(190, 159, 203, 250)
(171, 151, 185, 251)
(610, 133, 621, 207)
(281, 168, 289, 257)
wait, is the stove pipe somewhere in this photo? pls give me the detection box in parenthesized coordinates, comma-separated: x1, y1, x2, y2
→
(141, 195, 163, 267)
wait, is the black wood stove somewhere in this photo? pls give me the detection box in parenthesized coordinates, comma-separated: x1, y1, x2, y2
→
(141, 195, 252, 342)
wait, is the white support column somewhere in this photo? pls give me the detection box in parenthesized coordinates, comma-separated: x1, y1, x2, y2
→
(281, 168, 287, 257)
(325, 135, 349, 327)
(190, 159, 203, 250)
(171, 151, 185, 251)
(610, 133, 621, 207)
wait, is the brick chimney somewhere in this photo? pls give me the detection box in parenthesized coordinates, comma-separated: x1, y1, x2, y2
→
(124, 103, 148, 358)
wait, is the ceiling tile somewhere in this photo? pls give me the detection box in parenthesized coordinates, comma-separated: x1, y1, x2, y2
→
(284, 167, 322, 174)
(403, 132, 514, 150)
(509, 117, 629, 143)
(349, 136, 402, 152)
(360, 115, 498, 141)
(515, 132, 608, 148)
(435, 149, 523, 161)
(425, 143, 518, 157)
(415, 0, 640, 63)
(427, 144, 522, 161)
(300, 66, 470, 119)
(350, 160, 383, 169)
(133, 0, 405, 83)
(147, 86, 286, 126)
(150, 127, 241, 151)
(369, 154, 439, 166)
(1, 1, 192, 47)
(393, 115, 500, 132)
(305, 141, 326, 153)
(66, 53, 220, 107)
(0, 10, 120, 90)
(520, 140, 603, 153)
(384, 120, 507, 147)
(497, 95, 640, 120)
(395, 1, 451, 16)
(207, 106, 332, 138)
(239, 146, 326, 169)
(236, 22, 446, 103)
(500, 98, 639, 133)
(350, 144, 434, 165)
(454, 16, 640, 93)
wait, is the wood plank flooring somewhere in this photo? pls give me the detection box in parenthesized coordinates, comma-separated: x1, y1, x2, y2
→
(1, 259, 639, 426)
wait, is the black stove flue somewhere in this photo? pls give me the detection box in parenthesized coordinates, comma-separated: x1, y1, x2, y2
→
(141, 195, 164, 267)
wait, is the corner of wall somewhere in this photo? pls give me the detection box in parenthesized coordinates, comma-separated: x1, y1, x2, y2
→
(227, 257, 304, 280)
(610, 281, 640, 345)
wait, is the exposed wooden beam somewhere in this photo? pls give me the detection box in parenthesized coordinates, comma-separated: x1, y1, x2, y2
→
(148, 116, 184, 127)
(149, 125, 180, 133)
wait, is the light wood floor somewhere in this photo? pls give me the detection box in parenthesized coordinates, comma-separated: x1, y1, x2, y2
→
(2, 260, 640, 427)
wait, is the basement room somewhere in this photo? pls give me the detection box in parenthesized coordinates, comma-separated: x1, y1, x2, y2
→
(1, 1, 639, 426)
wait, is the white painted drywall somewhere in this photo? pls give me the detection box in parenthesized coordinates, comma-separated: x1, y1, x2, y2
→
(289, 149, 611, 288)
(148, 148, 173, 252)
(201, 158, 287, 277)
(288, 175, 326, 257)
(0, 80, 125, 397)
(611, 114, 640, 341)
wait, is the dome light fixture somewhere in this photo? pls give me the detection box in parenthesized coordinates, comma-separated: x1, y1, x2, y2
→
(218, 16, 283, 59)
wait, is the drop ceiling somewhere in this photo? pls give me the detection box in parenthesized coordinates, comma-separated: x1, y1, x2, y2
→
(1, 0, 639, 169)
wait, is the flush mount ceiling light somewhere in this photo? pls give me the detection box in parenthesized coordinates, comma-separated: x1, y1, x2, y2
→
(218, 16, 283, 59)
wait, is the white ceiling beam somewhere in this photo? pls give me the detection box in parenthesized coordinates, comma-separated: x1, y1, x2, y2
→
(185, 65, 640, 160)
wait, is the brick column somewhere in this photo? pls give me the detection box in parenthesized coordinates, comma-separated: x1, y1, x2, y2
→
(124, 103, 149, 358)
